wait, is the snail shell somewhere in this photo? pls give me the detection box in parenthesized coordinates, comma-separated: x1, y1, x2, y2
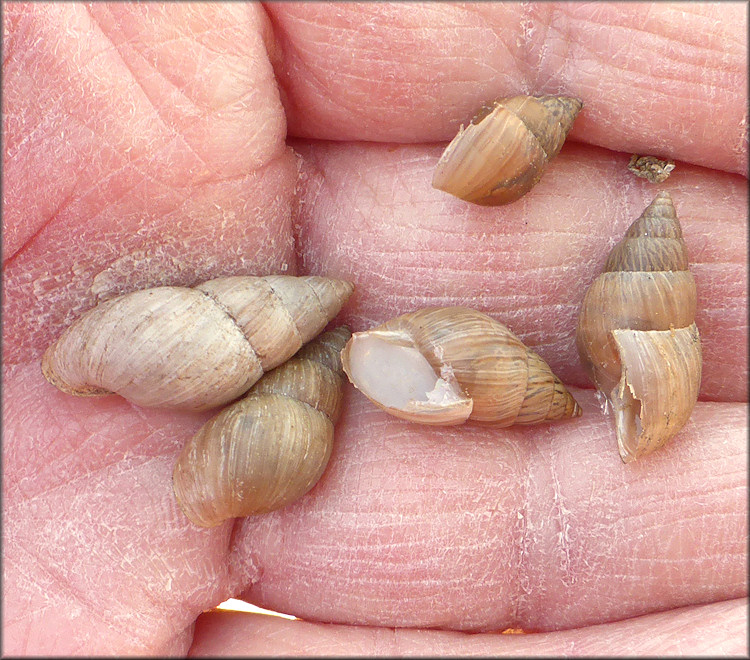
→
(42, 275, 353, 410)
(432, 95, 583, 206)
(341, 307, 581, 426)
(576, 192, 702, 462)
(172, 327, 350, 527)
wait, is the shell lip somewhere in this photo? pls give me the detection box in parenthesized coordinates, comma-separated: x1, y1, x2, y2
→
(340, 327, 474, 425)
(377, 397, 474, 426)
(610, 379, 643, 464)
(41, 346, 113, 398)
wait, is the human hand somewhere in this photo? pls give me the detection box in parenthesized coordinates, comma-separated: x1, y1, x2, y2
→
(3, 2, 747, 655)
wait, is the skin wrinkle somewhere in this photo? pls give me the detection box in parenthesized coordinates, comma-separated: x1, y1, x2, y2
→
(572, 4, 744, 56)
(586, 8, 741, 78)
(549, 445, 575, 586)
(8, 451, 151, 517)
(2, 186, 76, 271)
(7, 426, 126, 502)
(3, 3, 292, 272)
(275, 26, 377, 127)
(5, 151, 162, 270)
(456, 4, 524, 78)
(528, 6, 571, 92)
(2, 364, 211, 501)
(8, 522, 158, 649)
(2, 10, 114, 142)
(90, 5, 272, 121)
(4, 91, 65, 160)
(85, 33, 224, 184)
(267, 4, 524, 131)
(8, 144, 143, 273)
(26, 486, 236, 650)
(508, 436, 532, 628)
(71, 72, 183, 186)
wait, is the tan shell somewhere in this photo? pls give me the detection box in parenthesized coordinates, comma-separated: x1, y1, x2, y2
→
(432, 95, 582, 206)
(341, 307, 581, 426)
(42, 276, 353, 410)
(172, 327, 350, 527)
(576, 192, 702, 462)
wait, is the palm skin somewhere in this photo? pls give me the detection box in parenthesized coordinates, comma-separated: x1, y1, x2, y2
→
(2, 2, 747, 656)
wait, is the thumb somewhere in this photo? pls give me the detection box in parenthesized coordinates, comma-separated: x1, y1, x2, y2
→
(3, 3, 294, 655)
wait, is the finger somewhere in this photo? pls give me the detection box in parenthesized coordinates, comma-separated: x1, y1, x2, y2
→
(292, 140, 748, 402)
(228, 391, 746, 632)
(2, 2, 297, 365)
(1, 363, 246, 655)
(189, 598, 748, 656)
(2, 362, 264, 655)
(264, 2, 747, 174)
(2, 3, 292, 655)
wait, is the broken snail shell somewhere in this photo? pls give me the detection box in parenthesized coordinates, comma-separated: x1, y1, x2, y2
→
(341, 307, 581, 426)
(42, 275, 353, 410)
(627, 154, 675, 183)
(432, 95, 583, 206)
(173, 327, 350, 527)
(576, 191, 702, 463)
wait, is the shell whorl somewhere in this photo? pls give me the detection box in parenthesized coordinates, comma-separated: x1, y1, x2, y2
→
(432, 95, 582, 206)
(250, 325, 351, 424)
(172, 327, 351, 527)
(575, 192, 702, 462)
(604, 191, 688, 272)
(576, 192, 697, 396)
(497, 95, 582, 161)
(342, 307, 581, 426)
(41, 275, 353, 410)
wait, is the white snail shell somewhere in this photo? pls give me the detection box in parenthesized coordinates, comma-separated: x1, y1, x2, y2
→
(172, 327, 351, 527)
(42, 275, 353, 410)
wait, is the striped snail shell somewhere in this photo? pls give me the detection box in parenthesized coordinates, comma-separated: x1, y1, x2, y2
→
(172, 327, 350, 527)
(341, 307, 581, 426)
(576, 192, 702, 462)
(432, 95, 583, 206)
(42, 275, 353, 410)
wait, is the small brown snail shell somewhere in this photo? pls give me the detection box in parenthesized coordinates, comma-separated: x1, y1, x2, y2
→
(172, 327, 350, 527)
(432, 95, 583, 206)
(576, 192, 702, 463)
(42, 275, 353, 410)
(341, 307, 581, 426)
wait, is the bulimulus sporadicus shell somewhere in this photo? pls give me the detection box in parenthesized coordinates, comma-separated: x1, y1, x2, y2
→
(341, 307, 581, 426)
(173, 327, 351, 527)
(432, 95, 583, 206)
(576, 192, 702, 462)
(42, 275, 353, 410)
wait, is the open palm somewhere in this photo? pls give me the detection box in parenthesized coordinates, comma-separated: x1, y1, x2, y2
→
(3, 3, 747, 655)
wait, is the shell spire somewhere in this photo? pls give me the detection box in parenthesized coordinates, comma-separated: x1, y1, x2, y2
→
(42, 275, 353, 410)
(341, 307, 581, 427)
(604, 191, 687, 272)
(432, 95, 582, 206)
(576, 192, 702, 462)
(499, 95, 582, 160)
(173, 327, 351, 527)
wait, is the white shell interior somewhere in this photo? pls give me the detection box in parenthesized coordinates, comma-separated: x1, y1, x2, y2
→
(346, 334, 465, 410)
(611, 380, 643, 463)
